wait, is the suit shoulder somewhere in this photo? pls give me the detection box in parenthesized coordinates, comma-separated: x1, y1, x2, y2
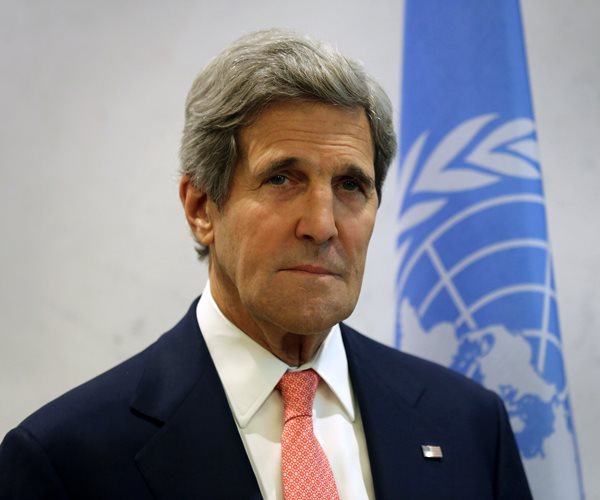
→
(340, 323, 499, 405)
(18, 344, 151, 442)
(17, 300, 202, 442)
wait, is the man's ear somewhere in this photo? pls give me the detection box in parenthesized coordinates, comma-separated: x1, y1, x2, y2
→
(179, 175, 215, 246)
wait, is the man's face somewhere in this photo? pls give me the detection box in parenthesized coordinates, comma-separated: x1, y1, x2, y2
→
(198, 101, 377, 344)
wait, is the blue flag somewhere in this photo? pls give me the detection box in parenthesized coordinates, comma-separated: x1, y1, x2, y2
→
(396, 1, 584, 498)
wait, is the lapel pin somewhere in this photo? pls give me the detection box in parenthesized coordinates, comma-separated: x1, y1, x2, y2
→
(421, 444, 443, 459)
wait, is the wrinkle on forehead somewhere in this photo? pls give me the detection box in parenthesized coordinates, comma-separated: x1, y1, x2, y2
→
(238, 101, 375, 174)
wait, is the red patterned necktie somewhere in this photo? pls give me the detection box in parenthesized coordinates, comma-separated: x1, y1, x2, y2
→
(277, 369, 340, 500)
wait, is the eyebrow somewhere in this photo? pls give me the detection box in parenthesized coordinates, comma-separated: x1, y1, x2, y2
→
(259, 158, 298, 179)
(259, 158, 375, 191)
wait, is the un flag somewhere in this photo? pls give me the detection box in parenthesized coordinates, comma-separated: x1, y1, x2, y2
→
(396, 1, 584, 499)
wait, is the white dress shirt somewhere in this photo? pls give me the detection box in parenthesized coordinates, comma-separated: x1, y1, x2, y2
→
(197, 282, 374, 500)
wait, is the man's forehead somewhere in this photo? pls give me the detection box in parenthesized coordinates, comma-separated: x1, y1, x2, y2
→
(237, 101, 374, 162)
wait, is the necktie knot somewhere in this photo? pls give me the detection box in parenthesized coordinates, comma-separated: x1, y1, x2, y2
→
(277, 369, 319, 422)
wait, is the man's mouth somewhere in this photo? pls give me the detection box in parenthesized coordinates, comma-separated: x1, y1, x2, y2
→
(283, 264, 340, 276)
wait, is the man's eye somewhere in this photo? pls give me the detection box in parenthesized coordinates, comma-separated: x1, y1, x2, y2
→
(341, 179, 360, 191)
(267, 175, 288, 186)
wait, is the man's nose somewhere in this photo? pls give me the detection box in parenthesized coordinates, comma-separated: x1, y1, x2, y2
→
(295, 187, 338, 245)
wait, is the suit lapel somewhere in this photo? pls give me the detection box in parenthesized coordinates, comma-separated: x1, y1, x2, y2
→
(342, 324, 456, 500)
(128, 304, 458, 499)
(131, 301, 262, 499)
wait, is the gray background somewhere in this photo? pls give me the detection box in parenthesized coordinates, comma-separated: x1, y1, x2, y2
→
(1, 0, 598, 496)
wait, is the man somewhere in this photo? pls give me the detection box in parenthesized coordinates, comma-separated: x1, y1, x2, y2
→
(0, 30, 532, 499)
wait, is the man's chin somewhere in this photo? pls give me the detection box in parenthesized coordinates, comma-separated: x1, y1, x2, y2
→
(268, 301, 355, 335)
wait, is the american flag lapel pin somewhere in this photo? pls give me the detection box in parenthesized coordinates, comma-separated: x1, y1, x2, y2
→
(421, 444, 443, 459)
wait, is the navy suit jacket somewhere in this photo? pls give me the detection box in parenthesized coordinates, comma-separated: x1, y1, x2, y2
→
(0, 299, 532, 499)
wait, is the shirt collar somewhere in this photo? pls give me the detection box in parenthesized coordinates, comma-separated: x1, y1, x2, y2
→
(196, 281, 355, 428)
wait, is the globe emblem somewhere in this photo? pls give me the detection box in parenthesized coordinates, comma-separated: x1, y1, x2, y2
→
(395, 114, 582, 499)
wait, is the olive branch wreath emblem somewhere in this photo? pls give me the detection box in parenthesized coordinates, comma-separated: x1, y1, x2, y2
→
(396, 113, 540, 269)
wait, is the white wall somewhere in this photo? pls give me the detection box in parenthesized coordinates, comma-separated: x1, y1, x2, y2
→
(1, 0, 598, 496)
(520, 1, 600, 497)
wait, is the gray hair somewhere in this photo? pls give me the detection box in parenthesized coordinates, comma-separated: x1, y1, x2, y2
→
(180, 28, 397, 258)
